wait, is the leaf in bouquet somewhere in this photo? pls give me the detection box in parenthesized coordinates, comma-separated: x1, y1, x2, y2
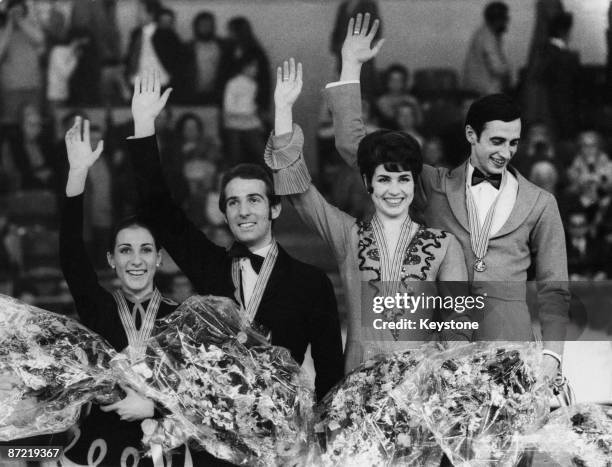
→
(415, 342, 550, 467)
(0, 294, 118, 441)
(313, 347, 442, 467)
(115, 295, 313, 467)
(526, 403, 612, 466)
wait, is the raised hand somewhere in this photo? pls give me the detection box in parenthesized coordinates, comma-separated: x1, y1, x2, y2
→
(131, 69, 172, 137)
(341, 13, 384, 66)
(274, 58, 302, 136)
(65, 116, 103, 172)
(274, 58, 303, 110)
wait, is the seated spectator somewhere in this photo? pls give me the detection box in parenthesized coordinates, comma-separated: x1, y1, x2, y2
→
(226, 17, 271, 120)
(565, 209, 607, 281)
(176, 112, 220, 162)
(0, 0, 44, 127)
(0, 205, 21, 280)
(375, 63, 422, 129)
(566, 130, 612, 198)
(6, 105, 55, 190)
(223, 55, 266, 165)
(529, 160, 559, 195)
(182, 158, 217, 228)
(422, 136, 445, 167)
(47, 29, 90, 110)
(185, 11, 230, 105)
(394, 101, 424, 147)
(514, 121, 564, 189)
(125, 1, 184, 91)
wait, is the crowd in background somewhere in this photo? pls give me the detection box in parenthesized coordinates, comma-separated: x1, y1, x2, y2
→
(0, 0, 611, 312)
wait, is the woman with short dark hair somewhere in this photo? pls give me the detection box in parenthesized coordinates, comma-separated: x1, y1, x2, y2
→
(267, 57, 468, 374)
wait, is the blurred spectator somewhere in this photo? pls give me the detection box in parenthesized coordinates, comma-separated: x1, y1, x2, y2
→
(126, 2, 185, 92)
(226, 17, 272, 118)
(513, 121, 564, 186)
(176, 112, 220, 162)
(0, 205, 21, 279)
(395, 101, 424, 147)
(539, 11, 580, 139)
(182, 158, 217, 228)
(0, 0, 44, 126)
(375, 64, 422, 129)
(41, 0, 67, 46)
(565, 209, 607, 280)
(462, 1, 511, 96)
(422, 137, 445, 167)
(185, 11, 230, 105)
(162, 112, 220, 204)
(521, 0, 565, 126)
(529, 160, 559, 195)
(6, 105, 55, 191)
(70, 0, 126, 105)
(47, 29, 90, 110)
(223, 56, 266, 165)
(330, 0, 381, 97)
(84, 124, 112, 269)
(567, 131, 612, 198)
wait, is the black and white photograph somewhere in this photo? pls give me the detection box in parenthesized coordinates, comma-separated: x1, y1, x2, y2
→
(0, 0, 612, 466)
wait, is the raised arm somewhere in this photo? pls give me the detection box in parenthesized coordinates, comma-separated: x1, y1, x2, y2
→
(266, 59, 355, 261)
(324, 13, 384, 168)
(128, 70, 226, 292)
(60, 117, 109, 327)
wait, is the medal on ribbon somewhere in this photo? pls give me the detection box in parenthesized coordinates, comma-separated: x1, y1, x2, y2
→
(465, 166, 507, 273)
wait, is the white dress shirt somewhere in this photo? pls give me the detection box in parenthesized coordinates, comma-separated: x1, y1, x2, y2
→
(240, 243, 273, 307)
(466, 163, 517, 235)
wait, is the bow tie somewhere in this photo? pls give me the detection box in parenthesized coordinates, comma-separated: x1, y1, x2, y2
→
(471, 167, 502, 189)
(228, 242, 264, 273)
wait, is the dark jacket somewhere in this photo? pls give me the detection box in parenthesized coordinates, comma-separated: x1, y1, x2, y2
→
(128, 135, 344, 401)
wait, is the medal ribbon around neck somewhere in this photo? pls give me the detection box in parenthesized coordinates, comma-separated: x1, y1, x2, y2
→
(231, 241, 279, 324)
(114, 288, 161, 362)
(465, 166, 508, 270)
(371, 215, 417, 295)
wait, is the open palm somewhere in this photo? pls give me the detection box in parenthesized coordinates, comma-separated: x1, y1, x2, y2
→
(65, 117, 103, 171)
(274, 58, 303, 108)
(341, 13, 384, 64)
(131, 69, 172, 123)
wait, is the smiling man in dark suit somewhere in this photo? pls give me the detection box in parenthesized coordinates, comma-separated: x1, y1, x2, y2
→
(326, 13, 569, 381)
(125, 71, 343, 405)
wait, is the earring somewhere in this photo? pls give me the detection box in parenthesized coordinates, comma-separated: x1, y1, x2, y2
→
(111, 265, 115, 269)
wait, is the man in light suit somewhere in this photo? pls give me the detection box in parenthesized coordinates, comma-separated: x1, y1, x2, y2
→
(326, 14, 568, 379)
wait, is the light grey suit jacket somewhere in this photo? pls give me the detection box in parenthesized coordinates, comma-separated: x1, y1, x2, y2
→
(325, 83, 569, 342)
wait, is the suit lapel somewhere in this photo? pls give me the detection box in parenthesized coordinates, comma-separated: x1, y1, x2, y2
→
(491, 166, 541, 239)
(253, 245, 288, 322)
(444, 161, 470, 232)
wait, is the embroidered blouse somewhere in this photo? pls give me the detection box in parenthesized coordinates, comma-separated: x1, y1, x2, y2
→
(264, 125, 469, 362)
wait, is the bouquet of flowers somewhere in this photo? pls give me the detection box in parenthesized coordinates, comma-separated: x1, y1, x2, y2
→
(0, 294, 119, 440)
(527, 403, 612, 466)
(312, 346, 443, 467)
(410, 342, 550, 467)
(113, 295, 313, 467)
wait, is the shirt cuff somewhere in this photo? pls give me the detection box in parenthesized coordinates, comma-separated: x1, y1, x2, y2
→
(264, 124, 311, 195)
(325, 80, 360, 89)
